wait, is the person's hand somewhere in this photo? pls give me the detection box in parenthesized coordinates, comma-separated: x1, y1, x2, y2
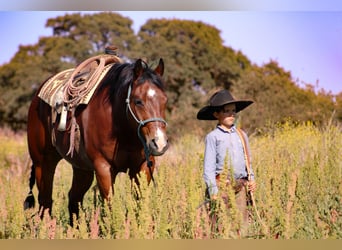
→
(248, 180, 257, 193)
(211, 194, 218, 200)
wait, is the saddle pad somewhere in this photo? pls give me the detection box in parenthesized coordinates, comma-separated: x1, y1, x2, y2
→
(38, 64, 113, 107)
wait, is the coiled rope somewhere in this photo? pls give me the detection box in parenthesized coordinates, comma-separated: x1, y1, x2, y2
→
(63, 54, 121, 156)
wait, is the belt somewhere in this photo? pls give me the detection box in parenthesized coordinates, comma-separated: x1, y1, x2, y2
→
(215, 174, 248, 182)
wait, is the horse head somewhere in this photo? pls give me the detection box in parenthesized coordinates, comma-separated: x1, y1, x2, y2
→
(126, 58, 169, 157)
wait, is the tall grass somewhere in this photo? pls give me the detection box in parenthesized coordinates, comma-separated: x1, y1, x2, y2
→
(0, 123, 341, 239)
(251, 122, 342, 239)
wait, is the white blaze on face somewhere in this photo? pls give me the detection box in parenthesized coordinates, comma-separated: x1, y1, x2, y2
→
(147, 88, 156, 98)
(155, 127, 168, 149)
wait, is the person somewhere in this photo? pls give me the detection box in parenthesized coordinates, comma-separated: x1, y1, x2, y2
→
(197, 89, 256, 235)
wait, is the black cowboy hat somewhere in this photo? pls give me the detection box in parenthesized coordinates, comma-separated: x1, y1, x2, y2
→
(197, 89, 253, 120)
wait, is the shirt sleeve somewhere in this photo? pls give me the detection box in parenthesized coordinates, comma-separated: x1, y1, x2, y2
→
(203, 133, 219, 196)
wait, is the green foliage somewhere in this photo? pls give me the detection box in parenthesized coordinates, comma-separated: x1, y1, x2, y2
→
(0, 12, 340, 133)
(0, 12, 137, 130)
(232, 61, 337, 133)
(45, 12, 138, 60)
(0, 12, 340, 238)
(0, 123, 341, 239)
(251, 121, 342, 239)
(137, 19, 244, 137)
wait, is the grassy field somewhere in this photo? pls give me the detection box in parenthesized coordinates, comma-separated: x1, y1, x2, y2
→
(0, 122, 341, 239)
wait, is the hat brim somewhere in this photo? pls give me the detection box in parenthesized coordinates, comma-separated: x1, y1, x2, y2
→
(197, 100, 253, 120)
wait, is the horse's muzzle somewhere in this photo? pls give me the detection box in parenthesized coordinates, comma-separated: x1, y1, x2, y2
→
(148, 128, 169, 156)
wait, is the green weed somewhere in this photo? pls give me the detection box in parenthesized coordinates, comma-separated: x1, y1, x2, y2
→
(0, 123, 340, 239)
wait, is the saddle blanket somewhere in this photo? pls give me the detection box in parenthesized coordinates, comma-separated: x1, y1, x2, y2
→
(38, 64, 113, 108)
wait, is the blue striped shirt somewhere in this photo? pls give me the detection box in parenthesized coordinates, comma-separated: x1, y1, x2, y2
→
(203, 125, 255, 196)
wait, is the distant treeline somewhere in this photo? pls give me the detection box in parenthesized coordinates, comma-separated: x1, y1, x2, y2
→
(1, 12, 341, 137)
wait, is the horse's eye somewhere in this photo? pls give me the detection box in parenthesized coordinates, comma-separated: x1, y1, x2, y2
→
(134, 99, 144, 106)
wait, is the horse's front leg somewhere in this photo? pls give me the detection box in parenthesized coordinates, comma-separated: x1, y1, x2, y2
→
(139, 156, 156, 184)
(128, 157, 156, 199)
(94, 158, 114, 201)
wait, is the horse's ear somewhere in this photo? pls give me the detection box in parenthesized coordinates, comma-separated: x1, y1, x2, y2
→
(154, 58, 164, 76)
(134, 59, 144, 79)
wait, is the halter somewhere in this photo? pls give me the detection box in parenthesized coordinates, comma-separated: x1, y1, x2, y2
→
(125, 83, 167, 169)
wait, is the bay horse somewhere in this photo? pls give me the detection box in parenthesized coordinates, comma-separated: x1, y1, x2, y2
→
(24, 58, 169, 225)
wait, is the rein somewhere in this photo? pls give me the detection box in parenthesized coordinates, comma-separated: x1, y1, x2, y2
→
(236, 128, 269, 235)
(125, 83, 167, 184)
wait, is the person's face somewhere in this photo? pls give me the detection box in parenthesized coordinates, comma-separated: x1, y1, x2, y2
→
(213, 103, 236, 129)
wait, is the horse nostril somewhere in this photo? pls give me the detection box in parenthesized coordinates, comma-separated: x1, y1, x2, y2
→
(151, 138, 158, 149)
(149, 137, 169, 156)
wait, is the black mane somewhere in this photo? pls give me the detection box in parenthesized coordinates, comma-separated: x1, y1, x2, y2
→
(100, 60, 165, 101)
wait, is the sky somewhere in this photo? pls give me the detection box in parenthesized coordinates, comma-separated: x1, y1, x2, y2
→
(0, 11, 341, 95)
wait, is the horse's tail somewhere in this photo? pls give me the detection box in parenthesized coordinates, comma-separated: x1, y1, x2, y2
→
(23, 163, 36, 210)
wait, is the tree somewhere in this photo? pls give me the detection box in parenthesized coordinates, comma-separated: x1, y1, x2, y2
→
(0, 12, 340, 134)
(0, 12, 137, 129)
(232, 60, 337, 132)
(136, 19, 244, 136)
(46, 12, 138, 61)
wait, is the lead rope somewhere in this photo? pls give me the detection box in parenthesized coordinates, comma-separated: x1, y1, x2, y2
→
(235, 128, 269, 236)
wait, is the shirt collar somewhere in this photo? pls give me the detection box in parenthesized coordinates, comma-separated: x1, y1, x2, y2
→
(217, 124, 236, 134)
